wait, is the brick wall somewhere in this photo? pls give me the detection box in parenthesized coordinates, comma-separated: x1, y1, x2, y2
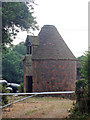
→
(23, 55, 33, 92)
(32, 59, 76, 92)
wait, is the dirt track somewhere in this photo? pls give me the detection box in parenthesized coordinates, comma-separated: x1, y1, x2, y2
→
(2, 97, 75, 118)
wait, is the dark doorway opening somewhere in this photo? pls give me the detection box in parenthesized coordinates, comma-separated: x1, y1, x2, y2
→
(26, 76, 33, 92)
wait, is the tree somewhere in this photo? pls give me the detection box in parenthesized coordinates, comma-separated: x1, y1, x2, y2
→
(78, 52, 90, 113)
(2, 1, 38, 46)
(2, 42, 26, 83)
(80, 52, 90, 114)
(80, 52, 90, 112)
(80, 53, 88, 80)
(77, 55, 84, 60)
(70, 53, 90, 119)
(2, 51, 22, 83)
(13, 42, 26, 56)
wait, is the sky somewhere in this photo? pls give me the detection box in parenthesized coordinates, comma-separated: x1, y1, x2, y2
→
(13, 0, 89, 57)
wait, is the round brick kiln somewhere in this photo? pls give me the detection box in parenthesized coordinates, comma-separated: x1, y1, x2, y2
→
(23, 25, 76, 92)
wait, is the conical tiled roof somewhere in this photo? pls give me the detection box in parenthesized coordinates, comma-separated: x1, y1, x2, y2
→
(32, 25, 76, 60)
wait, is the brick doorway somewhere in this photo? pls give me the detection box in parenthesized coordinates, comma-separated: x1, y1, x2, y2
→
(26, 76, 33, 92)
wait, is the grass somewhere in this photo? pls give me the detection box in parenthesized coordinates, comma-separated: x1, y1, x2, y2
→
(8, 96, 25, 103)
(25, 108, 41, 115)
(25, 96, 65, 102)
(2, 118, 86, 120)
(8, 96, 74, 103)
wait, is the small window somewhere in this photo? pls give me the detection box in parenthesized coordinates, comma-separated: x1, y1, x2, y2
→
(30, 46, 32, 54)
(27, 45, 32, 54)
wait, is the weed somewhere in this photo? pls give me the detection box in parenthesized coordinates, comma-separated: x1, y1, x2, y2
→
(25, 108, 41, 115)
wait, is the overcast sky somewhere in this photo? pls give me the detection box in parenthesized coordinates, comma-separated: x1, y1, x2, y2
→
(13, 0, 89, 57)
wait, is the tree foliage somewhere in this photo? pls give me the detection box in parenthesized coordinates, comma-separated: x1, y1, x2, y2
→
(2, 42, 26, 83)
(80, 52, 90, 112)
(13, 42, 26, 55)
(2, 86, 9, 105)
(18, 82, 24, 93)
(2, 1, 38, 46)
(80, 53, 88, 80)
(70, 52, 90, 119)
(78, 52, 90, 113)
(77, 55, 84, 60)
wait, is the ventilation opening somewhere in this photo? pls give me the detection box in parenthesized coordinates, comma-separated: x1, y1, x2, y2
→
(27, 46, 32, 54)
(26, 76, 33, 92)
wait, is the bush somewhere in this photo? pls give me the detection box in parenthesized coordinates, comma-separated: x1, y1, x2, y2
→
(18, 82, 24, 93)
(75, 79, 88, 113)
(69, 106, 88, 120)
(1, 85, 9, 105)
(69, 79, 88, 119)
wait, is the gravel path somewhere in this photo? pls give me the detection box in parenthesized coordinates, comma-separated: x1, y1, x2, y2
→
(2, 97, 74, 119)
